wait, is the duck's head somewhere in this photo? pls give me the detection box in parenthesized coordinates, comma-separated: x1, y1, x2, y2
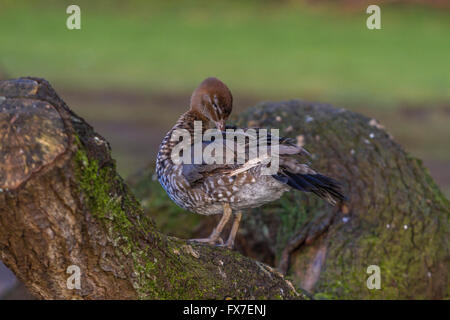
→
(189, 77, 233, 131)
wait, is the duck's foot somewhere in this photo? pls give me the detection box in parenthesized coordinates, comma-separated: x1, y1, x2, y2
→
(188, 203, 232, 246)
(215, 241, 233, 249)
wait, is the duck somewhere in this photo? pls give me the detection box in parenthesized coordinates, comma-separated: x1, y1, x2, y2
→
(156, 77, 345, 249)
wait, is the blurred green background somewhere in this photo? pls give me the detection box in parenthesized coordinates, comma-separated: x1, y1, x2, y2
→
(0, 0, 449, 196)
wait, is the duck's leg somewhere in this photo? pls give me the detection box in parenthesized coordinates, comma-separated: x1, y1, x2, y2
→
(189, 203, 232, 245)
(223, 211, 242, 249)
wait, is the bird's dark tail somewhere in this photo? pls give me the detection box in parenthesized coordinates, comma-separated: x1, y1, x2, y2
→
(273, 172, 346, 205)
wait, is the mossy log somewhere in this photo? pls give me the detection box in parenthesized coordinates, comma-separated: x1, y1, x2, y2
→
(130, 102, 450, 299)
(0, 78, 303, 300)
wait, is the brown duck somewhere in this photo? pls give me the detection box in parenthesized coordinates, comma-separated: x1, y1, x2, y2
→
(156, 77, 345, 248)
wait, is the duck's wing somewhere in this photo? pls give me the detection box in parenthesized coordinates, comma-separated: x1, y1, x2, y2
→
(224, 125, 310, 157)
(180, 126, 345, 205)
(180, 136, 236, 186)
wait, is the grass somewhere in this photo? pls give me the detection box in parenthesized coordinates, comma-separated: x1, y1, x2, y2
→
(0, 1, 449, 106)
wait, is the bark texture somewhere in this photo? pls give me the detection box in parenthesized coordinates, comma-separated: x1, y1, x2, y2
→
(131, 101, 450, 299)
(0, 78, 303, 300)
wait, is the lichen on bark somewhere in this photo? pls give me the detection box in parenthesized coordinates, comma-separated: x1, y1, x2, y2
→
(0, 77, 302, 300)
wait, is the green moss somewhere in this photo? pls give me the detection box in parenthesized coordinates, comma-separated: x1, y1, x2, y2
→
(75, 147, 131, 228)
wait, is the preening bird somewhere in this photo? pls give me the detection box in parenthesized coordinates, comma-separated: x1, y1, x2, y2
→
(156, 77, 345, 248)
